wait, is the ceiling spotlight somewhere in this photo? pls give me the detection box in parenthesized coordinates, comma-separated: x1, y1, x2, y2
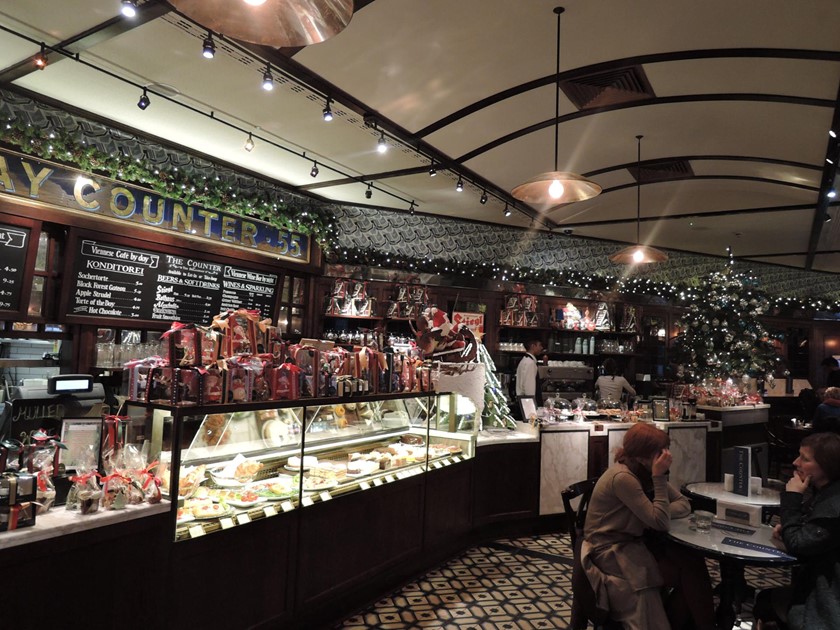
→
(322, 98, 333, 122)
(429, 164, 437, 177)
(503, 203, 511, 217)
(831, 130, 837, 139)
(479, 191, 488, 205)
(377, 132, 387, 154)
(202, 33, 216, 59)
(262, 65, 274, 91)
(244, 132, 255, 152)
(243, 0, 268, 5)
(121, 1, 138, 18)
(456, 178, 464, 192)
(829, 158, 835, 165)
(409, 201, 416, 215)
(34, 44, 47, 70)
(365, 184, 373, 199)
(137, 88, 150, 110)
(829, 189, 837, 199)
(310, 161, 319, 178)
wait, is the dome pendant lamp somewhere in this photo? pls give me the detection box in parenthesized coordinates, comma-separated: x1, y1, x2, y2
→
(168, 0, 353, 48)
(511, 7, 601, 211)
(609, 135, 669, 264)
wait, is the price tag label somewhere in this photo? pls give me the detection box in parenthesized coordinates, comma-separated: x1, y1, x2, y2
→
(236, 513, 251, 525)
(385, 474, 396, 483)
(219, 517, 235, 530)
(452, 456, 462, 463)
(433, 461, 443, 469)
(395, 471, 406, 480)
(280, 500, 294, 513)
(263, 505, 278, 518)
(359, 481, 371, 490)
(319, 491, 333, 502)
(301, 496, 314, 507)
(442, 459, 452, 466)
(373, 478, 383, 487)
(189, 524, 205, 538)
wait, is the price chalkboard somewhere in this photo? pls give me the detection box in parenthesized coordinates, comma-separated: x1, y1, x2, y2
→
(0, 223, 30, 312)
(68, 238, 278, 323)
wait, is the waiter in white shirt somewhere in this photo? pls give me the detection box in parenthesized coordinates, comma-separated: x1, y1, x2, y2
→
(515, 338, 544, 405)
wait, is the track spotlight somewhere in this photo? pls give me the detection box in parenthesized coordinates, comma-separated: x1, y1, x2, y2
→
(456, 178, 464, 192)
(831, 130, 837, 139)
(479, 190, 488, 205)
(829, 158, 835, 165)
(365, 184, 372, 199)
(243, 0, 268, 5)
(829, 189, 837, 199)
(34, 44, 47, 70)
(202, 32, 216, 59)
(121, 1, 138, 18)
(310, 162, 319, 178)
(244, 132, 255, 152)
(137, 88, 150, 110)
(429, 164, 437, 177)
(503, 203, 511, 217)
(262, 65, 274, 91)
(322, 98, 333, 122)
(409, 201, 416, 215)
(377, 132, 387, 154)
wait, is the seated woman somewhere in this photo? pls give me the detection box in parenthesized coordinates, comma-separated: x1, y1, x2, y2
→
(754, 432, 840, 630)
(812, 387, 840, 433)
(581, 423, 715, 630)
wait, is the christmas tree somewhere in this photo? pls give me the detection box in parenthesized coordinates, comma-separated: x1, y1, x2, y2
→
(477, 343, 517, 429)
(674, 269, 779, 381)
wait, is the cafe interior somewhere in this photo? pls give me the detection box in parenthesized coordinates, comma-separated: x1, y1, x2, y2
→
(1, 1, 840, 629)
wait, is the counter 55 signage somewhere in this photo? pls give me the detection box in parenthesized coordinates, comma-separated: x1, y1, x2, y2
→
(0, 148, 309, 264)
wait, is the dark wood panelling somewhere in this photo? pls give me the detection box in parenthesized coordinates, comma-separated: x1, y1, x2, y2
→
(472, 443, 539, 525)
(424, 460, 473, 550)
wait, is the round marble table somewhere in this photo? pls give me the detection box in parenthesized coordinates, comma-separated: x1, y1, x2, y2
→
(683, 481, 781, 507)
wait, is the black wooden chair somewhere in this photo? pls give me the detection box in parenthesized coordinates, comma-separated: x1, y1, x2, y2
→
(561, 478, 622, 630)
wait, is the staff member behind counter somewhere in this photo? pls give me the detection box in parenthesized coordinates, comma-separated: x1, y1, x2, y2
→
(595, 357, 636, 403)
(515, 338, 544, 405)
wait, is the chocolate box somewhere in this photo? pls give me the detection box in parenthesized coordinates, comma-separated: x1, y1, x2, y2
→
(174, 368, 201, 406)
(147, 367, 175, 404)
(199, 366, 225, 405)
(0, 472, 36, 507)
(166, 325, 201, 367)
(0, 501, 36, 532)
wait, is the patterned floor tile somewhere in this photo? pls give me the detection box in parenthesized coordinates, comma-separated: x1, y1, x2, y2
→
(335, 533, 788, 630)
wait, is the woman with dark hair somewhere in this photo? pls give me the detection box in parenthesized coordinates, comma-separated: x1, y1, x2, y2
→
(754, 432, 840, 629)
(581, 423, 715, 629)
(595, 357, 636, 403)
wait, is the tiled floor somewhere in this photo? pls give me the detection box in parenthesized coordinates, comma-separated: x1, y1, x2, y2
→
(336, 533, 790, 630)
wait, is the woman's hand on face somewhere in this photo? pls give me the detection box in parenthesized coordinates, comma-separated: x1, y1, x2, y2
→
(786, 470, 811, 494)
(652, 448, 672, 476)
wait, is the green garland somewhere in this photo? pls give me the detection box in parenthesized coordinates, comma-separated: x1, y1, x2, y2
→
(325, 245, 840, 315)
(2, 117, 339, 244)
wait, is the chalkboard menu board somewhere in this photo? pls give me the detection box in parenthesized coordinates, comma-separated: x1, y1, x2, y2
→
(0, 223, 30, 311)
(68, 239, 278, 323)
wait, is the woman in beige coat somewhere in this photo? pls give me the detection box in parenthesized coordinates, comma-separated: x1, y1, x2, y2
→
(581, 423, 715, 630)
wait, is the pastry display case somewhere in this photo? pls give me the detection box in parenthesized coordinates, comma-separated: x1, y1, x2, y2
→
(123, 391, 477, 541)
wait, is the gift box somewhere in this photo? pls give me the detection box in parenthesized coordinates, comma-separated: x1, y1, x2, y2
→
(163, 324, 201, 367)
(127, 362, 154, 402)
(199, 365, 225, 405)
(350, 280, 367, 299)
(0, 440, 23, 474)
(401, 303, 419, 319)
(384, 301, 400, 319)
(515, 311, 528, 327)
(225, 364, 251, 404)
(522, 295, 538, 312)
(525, 311, 540, 327)
(332, 278, 349, 299)
(198, 325, 222, 365)
(409, 285, 427, 303)
(353, 297, 374, 317)
(175, 368, 201, 406)
(0, 501, 36, 532)
(336, 298, 354, 317)
(147, 367, 175, 404)
(291, 345, 321, 398)
(500, 309, 515, 326)
(0, 472, 36, 506)
(269, 363, 301, 400)
(505, 295, 521, 310)
(228, 310, 258, 356)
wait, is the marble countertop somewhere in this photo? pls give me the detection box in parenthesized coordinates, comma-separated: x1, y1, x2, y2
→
(0, 501, 170, 551)
(697, 404, 770, 411)
(477, 422, 540, 446)
(540, 420, 718, 434)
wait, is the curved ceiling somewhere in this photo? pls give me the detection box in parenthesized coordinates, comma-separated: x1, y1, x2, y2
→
(1, 0, 839, 275)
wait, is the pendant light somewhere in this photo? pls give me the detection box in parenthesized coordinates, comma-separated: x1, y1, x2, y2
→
(511, 7, 601, 211)
(167, 0, 354, 48)
(609, 135, 669, 264)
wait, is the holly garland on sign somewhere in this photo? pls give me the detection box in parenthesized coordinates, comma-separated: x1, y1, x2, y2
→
(673, 269, 780, 381)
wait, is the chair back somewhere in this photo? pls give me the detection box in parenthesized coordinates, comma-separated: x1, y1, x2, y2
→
(561, 477, 599, 546)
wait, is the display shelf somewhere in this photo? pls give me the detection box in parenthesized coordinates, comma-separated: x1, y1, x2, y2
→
(498, 325, 553, 331)
(323, 314, 380, 320)
(125, 391, 477, 542)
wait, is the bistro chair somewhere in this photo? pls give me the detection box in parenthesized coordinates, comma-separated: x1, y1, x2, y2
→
(561, 478, 622, 630)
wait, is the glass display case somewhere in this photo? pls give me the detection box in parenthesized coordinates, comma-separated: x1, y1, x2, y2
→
(123, 391, 477, 541)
